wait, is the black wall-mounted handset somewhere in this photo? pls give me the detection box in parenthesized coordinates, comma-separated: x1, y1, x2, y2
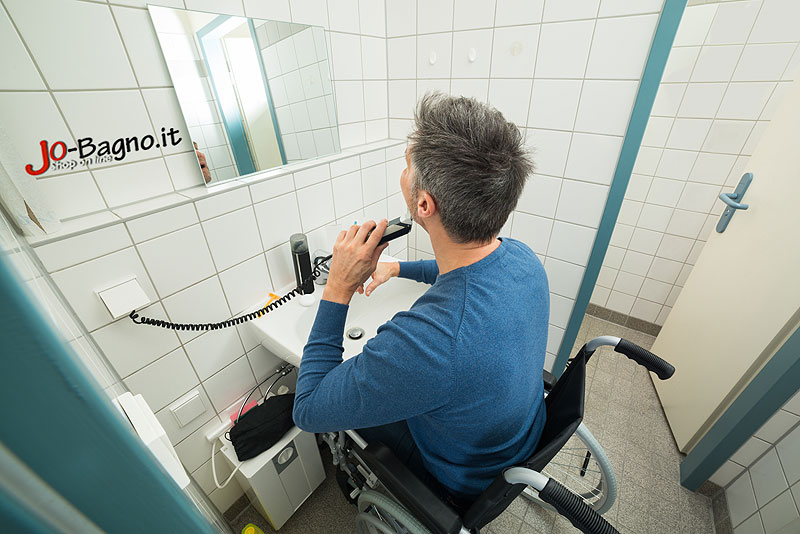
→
(129, 217, 413, 331)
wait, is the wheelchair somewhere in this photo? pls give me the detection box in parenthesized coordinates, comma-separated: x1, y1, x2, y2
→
(320, 336, 675, 534)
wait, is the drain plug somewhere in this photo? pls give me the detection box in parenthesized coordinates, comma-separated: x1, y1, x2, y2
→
(346, 327, 365, 340)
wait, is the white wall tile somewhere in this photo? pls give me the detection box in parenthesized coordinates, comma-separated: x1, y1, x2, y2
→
(703, 120, 755, 154)
(417, 33, 453, 79)
(717, 82, 776, 121)
(535, 20, 595, 79)
(528, 79, 582, 131)
(621, 250, 654, 278)
(597, 265, 618, 288)
(629, 227, 663, 255)
(111, 6, 172, 87)
(36, 224, 131, 273)
(545, 257, 584, 299)
(732, 437, 772, 468)
(358, 0, 385, 36)
(417, 0, 454, 34)
(590, 285, 610, 306)
(656, 234, 694, 262)
(603, 246, 625, 269)
(195, 188, 250, 221)
(679, 83, 727, 119)
(127, 204, 199, 243)
(542, 0, 599, 22)
(137, 225, 215, 297)
(526, 129, 572, 177)
(586, 14, 658, 80)
(634, 148, 663, 176)
(386, 0, 416, 37)
(751, 449, 789, 508)
(613, 271, 644, 296)
(362, 163, 387, 205)
(328, 0, 360, 33)
(547, 222, 596, 266)
(662, 46, 701, 83)
(777, 425, 800, 486)
(330, 33, 362, 79)
(575, 80, 638, 136)
(517, 175, 561, 218)
(755, 410, 800, 444)
(733, 513, 764, 533)
(364, 81, 388, 120)
(203, 355, 257, 413)
(124, 347, 198, 412)
(254, 192, 302, 251)
(625, 174, 654, 202)
(674, 4, 717, 46)
(705, 1, 760, 45)
(677, 182, 719, 212)
(642, 116, 674, 147)
(388, 37, 416, 79)
(4, 0, 136, 90)
(332, 171, 363, 217)
(495, 0, 544, 26)
(689, 152, 737, 185)
(451, 29, 493, 78)
(450, 78, 490, 101)
(265, 242, 295, 290)
(92, 303, 180, 378)
(218, 253, 272, 315)
(202, 208, 262, 271)
(491, 25, 539, 79)
(691, 45, 743, 83)
(165, 152, 206, 190)
(666, 118, 713, 150)
(389, 80, 417, 118)
(510, 212, 552, 256)
(488, 79, 533, 127)
(666, 209, 706, 239)
(761, 490, 799, 534)
(93, 158, 174, 209)
(710, 460, 745, 488)
(630, 298, 661, 322)
(555, 180, 608, 228)
(162, 276, 231, 344)
(733, 44, 796, 83)
(617, 199, 642, 226)
(652, 83, 686, 117)
(51, 248, 158, 332)
(749, 0, 800, 44)
(655, 149, 697, 181)
(564, 133, 623, 185)
(0, 6, 43, 90)
(727, 472, 759, 527)
(606, 290, 635, 314)
(453, 0, 496, 30)
(296, 181, 336, 230)
(184, 326, 245, 382)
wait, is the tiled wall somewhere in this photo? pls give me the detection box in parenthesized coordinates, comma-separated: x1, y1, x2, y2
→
(712, 390, 800, 533)
(0, 0, 387, 223)
(28, 141, 408, 512)
(594, 0, 800, 327)
(256, 22, 340, 162)
(385, 0, 665, 369)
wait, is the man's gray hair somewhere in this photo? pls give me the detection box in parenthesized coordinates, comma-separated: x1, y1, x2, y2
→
(408, 92, 534, 244)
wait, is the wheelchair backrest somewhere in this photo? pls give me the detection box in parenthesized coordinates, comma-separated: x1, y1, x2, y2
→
(461, 348, 587, 531)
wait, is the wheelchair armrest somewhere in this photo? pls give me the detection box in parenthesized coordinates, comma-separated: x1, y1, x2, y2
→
(543, 369, 557, 392)
(359, 441, 463, 534)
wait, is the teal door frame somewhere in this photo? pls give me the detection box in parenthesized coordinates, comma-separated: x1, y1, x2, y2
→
(0, 255, 214, 533)
(553, 0, 688, 377)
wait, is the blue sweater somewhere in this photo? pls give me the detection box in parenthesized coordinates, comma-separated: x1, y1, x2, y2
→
(293, 238, 549, 495)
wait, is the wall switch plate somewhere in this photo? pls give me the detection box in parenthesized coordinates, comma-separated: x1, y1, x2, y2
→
(170, 390, 205, 427)
(96, 277, 150, 319)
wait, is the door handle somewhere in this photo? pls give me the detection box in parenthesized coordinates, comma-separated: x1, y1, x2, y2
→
(718, 192, 748, 210)
(716, 172, 753, 233)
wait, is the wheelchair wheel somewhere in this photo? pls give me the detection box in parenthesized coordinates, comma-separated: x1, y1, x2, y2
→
(356, 489, 432, 534)
(523, 422, 617, 515)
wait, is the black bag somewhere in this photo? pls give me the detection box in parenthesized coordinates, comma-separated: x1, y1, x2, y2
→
(229, 394, 296, 461)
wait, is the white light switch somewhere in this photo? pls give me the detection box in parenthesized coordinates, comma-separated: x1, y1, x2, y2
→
(96, 277, 150, 319)
(170, 390, 206, 427)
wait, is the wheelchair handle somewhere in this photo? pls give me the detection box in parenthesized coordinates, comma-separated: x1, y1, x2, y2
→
(504, 468, 618, 534)
(585, 336, 674, 380)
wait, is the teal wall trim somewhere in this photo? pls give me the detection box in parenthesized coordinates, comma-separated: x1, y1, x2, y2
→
(554, 0, 688, 376)
(0, 256, 214, 533)
(680, 324, 800, 490)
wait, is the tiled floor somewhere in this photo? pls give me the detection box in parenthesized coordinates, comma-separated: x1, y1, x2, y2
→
(227, 314, 716, 533)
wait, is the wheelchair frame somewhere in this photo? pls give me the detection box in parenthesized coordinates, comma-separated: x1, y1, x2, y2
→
(321, 336, 674, 534)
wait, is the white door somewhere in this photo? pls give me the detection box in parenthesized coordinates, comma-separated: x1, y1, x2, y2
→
(652, 76, 800, 453)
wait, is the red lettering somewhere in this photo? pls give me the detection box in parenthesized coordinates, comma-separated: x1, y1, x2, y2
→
(25, 140, 50, 176)
(50, 141, 67, 161)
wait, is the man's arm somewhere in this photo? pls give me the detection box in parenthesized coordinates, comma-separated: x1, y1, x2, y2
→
(293, 300, 453, 432)
(398, 259, 439, 285)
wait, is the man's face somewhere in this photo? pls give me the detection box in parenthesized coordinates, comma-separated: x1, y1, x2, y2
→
(400, 147, 418, 224)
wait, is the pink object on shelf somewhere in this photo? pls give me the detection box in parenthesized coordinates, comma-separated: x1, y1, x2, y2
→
(231, 400, 258, 423)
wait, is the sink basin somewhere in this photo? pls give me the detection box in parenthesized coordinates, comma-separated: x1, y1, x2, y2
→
(247, 256, 429, 366)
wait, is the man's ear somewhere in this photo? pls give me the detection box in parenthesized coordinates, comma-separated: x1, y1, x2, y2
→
(416, 190, 436, 220)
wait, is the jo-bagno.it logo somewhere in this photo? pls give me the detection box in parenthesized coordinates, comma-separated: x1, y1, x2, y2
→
(26, 127, 182, 175)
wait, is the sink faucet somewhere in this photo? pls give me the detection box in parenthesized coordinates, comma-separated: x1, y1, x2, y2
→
(312, 250, 331, 285)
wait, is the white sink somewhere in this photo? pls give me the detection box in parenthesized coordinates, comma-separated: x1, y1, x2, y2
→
(247, 256, 429, 366)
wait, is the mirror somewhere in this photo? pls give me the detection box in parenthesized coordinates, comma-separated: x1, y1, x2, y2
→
(149, 6, 340, 186)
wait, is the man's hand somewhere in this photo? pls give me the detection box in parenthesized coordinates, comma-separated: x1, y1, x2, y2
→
(324, 219, 389, 305)
(357, 262, 400, 296)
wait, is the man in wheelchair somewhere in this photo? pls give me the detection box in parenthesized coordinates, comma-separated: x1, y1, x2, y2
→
(291, 93, 551, 528)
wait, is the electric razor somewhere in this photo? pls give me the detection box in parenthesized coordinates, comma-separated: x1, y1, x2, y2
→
(373, 216, 412, 245)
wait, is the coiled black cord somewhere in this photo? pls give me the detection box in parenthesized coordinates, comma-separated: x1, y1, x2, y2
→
(129, 254, 332, 331)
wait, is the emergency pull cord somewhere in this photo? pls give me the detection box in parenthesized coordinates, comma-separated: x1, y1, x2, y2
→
(129, 255, 332, 331)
